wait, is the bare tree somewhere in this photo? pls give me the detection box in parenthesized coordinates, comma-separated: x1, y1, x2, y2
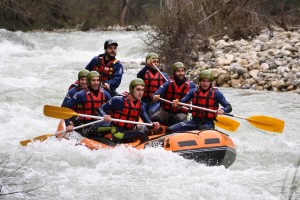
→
(120, 0, 129, 26)
(0, 155, 46, 199)
(146, 0, 300, 68)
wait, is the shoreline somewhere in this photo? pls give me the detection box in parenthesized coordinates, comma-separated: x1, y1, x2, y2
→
(22, 25, 300, 94)
(186, 27, 300, 94)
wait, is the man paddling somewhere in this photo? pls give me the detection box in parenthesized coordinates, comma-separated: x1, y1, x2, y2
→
(65, 71, 111, 136)
(98, 78, 161, 143)
(137, 52, 168, 118)
(152, 62, 196, 125)
(167, 70, 232, 133)
(85, 39, 124, 97)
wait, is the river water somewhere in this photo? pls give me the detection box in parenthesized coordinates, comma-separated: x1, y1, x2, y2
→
(0, 29, 299, 200)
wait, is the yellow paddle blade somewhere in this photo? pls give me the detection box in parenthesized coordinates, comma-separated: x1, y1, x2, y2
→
(247, 115, 285, 133)
(44, 105, 79, 119)
(215, 116, 240, 132)
(20, 134, 54, 146)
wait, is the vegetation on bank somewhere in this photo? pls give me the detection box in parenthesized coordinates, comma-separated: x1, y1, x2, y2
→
(0, 0, 159, 31)
(146, 0, 300, 66)
(0, 0, 299, 68)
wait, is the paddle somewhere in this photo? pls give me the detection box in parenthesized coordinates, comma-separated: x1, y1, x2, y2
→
(177, 101, 284, 133)
(20, 119, 103, 146)
(152, 63, 168, 81)
(158, 97, 240, 132)
(223, 113, 284, 133)
(43, 105, 153, 126)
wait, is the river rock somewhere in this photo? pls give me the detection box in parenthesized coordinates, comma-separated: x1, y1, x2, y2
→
(230, 79, 241, 88)
(231, 73, 239, 79)
(257, 34, 269, 42)
(189, 28, 300, 93)
(237, 58, 248, 65)
(280, 49, 292, 56)
(249, 69, 259, 78)
(261, 63, 270, 71)
(216, 54, 234, 66)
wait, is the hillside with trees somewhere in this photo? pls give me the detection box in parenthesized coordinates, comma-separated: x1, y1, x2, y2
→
(1, 0, 299, 66)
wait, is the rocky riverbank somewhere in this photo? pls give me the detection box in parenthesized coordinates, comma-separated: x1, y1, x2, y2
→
(187, 27, 300, 93)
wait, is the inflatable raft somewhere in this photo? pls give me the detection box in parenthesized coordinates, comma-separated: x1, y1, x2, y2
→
(56, 121, 236, 168)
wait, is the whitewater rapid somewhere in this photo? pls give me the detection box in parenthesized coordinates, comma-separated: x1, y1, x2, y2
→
(0, 29, 299, 200)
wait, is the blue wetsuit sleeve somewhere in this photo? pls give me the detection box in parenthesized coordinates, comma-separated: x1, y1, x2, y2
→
(97, 99, 112, 116)
(137, 66, 148, 78)
(64, 90, 86, 126)
(97, 96, 123, 116)
(162, 72, 169, 81)
(106, 62, 123, 91)
(66, 90, 86, 108)
(85, 56, 98, 71)
(103, 89, 112, 101)
(61, 87, 78, 107)
(189, 82, 197, 90)
(180, 88, 196, 103)
(154, 81, 170, 96)
(215, 90, 232, 113)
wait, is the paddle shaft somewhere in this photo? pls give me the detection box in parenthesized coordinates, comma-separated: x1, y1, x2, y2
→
(158, 97, 190, 110)
(44, 105, 153, 126)
(177, 101, 217, 113)
(19, 119, 104, 146)
(60, 119, 104, 135)
(158, 97, 239, 132)
(224, 113, 246, 120)
(158, 99, 284, 133)
(77, 114, 153, 126)
(153, 64, 168, 81)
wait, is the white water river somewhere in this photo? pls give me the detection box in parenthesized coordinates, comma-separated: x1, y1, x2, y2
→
(0, 29, 299, 200)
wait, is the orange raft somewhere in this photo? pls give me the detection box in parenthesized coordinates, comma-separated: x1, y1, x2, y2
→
(56, 121, 236, 168)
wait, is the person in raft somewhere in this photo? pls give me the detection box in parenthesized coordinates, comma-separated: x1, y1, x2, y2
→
(167, 70, 232, 133)
(151, 62, 196, 125)
(137, 52, 168, 118)
(62, 69, 89, 107)
(98, 78, 161, 143)
(65, 71, 111, 137)
(85, 39, 124, 97)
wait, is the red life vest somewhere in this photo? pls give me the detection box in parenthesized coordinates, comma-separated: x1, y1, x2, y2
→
(191, 87, 218, 120)
(162, 80, 190, 113)
(143, 70, 165, 98)
(92, 56, 118, 84)
(111, 95, 142, 129)
(77, 88, 106, 121)
(68, 80, 80, 91)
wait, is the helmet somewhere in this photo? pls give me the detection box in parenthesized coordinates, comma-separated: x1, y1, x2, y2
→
(171, 62, 185, 74)
(199, 70, 213, 81)
(104, 39, 118, 49)
(129, 78, 145, 94)
(78, 69, 89, 80)
(86, 71, 100, 85)
(145, 52, 159, 64)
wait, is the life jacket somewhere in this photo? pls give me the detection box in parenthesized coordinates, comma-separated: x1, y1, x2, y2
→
(162, 80, 190, 113)
(143, 70, 165, 98)
(92, 56, 118, 84)
(191, 87, 218, 120)
(76, 88, 106, 121)
(111, 95, 142, 129)
(68, 80, 80, 91)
